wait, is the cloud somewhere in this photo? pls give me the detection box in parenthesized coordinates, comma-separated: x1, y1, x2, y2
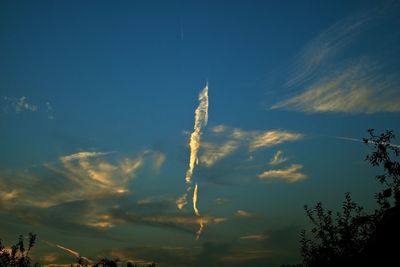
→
(41, 254, 59, 263)
(285, 6, 381, 88)
(273, 62, 400, 113)
(269, 150, 288, 165)
(200, 140, 238, 167)
(248, 131, 302, 152)
(45, 102, 55, 120)
(258, 164, 306, 183)
(273, 3, 400, 114)
(239, 235, 268, 241)
(185, 84, 209, 185)
(199, 125, 303, 167)
(111, 208, 226, 237)
(236, 210, 253, 218)
(3, 96, 38, 113)
(0, 150, 165, 208)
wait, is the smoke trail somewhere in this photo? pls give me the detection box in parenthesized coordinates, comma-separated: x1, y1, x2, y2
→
(193, 183, 204, 239)
(178, 83, 209, 239)
(196, 217, 204, 240)
(184, 84, 209, 184)
(193, 183, 200, 216)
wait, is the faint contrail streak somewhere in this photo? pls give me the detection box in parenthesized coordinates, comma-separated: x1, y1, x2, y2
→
(336, 136, 400, 148)
(56, 245, 81, 258)
(42, 240, 91, 262)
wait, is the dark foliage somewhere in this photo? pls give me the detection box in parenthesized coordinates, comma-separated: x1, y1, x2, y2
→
(363, 129, 400, 208)
(0, 233, 39, 267)
(282, 129, 400, 267)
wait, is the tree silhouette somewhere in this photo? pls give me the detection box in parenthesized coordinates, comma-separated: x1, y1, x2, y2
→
(363, 129, 400, 208)
(0, 233, 39, 267)
(282, 129, 400, 267)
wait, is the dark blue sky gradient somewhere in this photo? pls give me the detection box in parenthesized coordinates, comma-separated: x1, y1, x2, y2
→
(1, 1, 399, 266)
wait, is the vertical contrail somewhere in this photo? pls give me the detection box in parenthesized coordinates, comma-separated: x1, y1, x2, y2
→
(185, 83, 209, 185)
(193, 183, 200, 216)
(178, 83, 208, 240)
(178, 83, 209, 210)
(193, 183, 204, 240)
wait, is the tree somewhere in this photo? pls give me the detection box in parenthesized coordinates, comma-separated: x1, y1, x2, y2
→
(363, 129, 400, 209)
(0, 233, 39, 267)
(282, 129, 400, 267)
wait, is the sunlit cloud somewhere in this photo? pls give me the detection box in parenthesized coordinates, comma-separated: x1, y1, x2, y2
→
(113, 210, 226, 238)
(41, 254, 59, 263)
(269, 150, 288, 165)
(285, 7, 380, 88)
(85, 213, 119, 229)
(249, 130, 302, 152)
(60, 151, 110, 162)
(176, 193, 188, 210)
(258, 164, 306, 183)
(0, 150, 165, 208)
(273, 62, 400, 113)
(200, 125, 303, 166)
(200, 140, 238, 167)
(193, 184, 200, 216)
(236, 210, 253, 218)
(273, 2, 400, 114)
(239, 234, 269, 241)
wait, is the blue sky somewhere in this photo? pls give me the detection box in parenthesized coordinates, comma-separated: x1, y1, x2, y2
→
(1, 1, 400, 266)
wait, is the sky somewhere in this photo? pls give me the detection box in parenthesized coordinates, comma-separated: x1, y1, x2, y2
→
(1, 1, 400, 266)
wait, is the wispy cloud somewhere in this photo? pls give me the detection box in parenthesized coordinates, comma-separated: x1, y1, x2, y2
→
(274, 3, 400, 114)
(111, 207, 226, 238)
(258, 164, 306, 183)
(0, 150, 165, 208)
(3, 96, 38, 113)
(199, 125, 303, 167)
(269, 150, 288, 165)
(285, 7, 380, 88)
(1, 96, 57, 120)
(249, 131, 302, 152)
(273, 62, 400, 113)
(236, 210, 253, 218)
(45, 101, 55, 120)
(200, 140, 238, 167)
